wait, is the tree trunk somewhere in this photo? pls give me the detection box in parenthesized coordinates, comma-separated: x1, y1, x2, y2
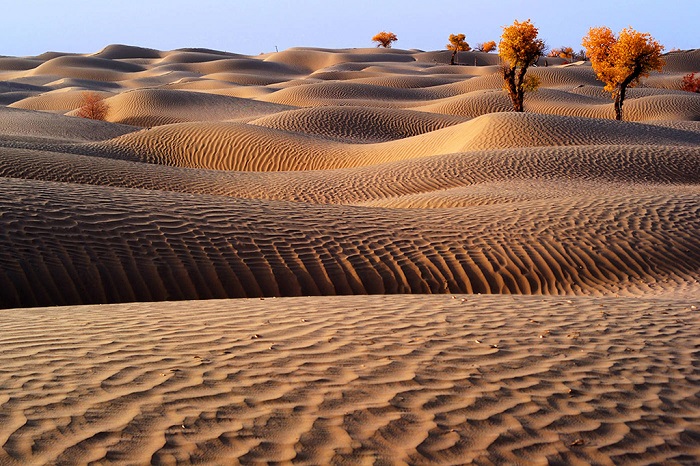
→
(451, 50, 456, 65)
(614, 90, 623, 120)
(503, 66, 518, 111)
(513, 66, 528, 112)
(616, 66, 642, 121)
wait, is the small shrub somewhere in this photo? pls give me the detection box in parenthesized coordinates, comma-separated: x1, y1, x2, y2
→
(372, 31, 398, 48)
(76, 92, 109, 120)
(681, 72, 700, 93)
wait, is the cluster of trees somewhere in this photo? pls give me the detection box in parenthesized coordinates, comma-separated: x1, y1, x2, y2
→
(372, 20, 670, 121)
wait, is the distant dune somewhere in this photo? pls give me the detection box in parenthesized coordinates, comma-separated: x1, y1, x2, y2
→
(0, 45, 698, 464)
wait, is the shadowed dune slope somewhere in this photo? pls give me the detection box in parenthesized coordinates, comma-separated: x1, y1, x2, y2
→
(249, 106, 468, 142)
(0, 177, 698, 308)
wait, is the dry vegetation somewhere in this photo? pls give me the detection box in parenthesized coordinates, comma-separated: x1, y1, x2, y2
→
(75, 91, 109, 120)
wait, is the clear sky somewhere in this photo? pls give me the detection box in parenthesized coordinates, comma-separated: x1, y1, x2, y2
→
(2, 0, 697, 57)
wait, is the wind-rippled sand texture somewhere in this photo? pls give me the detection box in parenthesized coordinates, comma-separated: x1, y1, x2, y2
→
(1, 45, 699, 307)
(1, 44, 700, 465)
(0, 296, 698, 465)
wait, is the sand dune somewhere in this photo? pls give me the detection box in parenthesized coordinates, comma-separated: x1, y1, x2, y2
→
(1, 176, 698, 308)
(86, 88, 295, 127)
(1, 44, 699, 464)
(81, 112, 699, 172)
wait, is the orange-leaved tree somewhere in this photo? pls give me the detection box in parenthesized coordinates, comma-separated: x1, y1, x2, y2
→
(476, 41, 497, 53)
(76, 92, 109, 120)
(447, 33, 470, 65)
(372, 31, 398, 48)
(498, 19, 546, 112)
(582, 26, 664, 120)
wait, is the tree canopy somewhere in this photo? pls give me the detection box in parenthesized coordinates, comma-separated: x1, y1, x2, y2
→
(372, 31, 398, 48)
(498, 19, 546, 112)
(476, 41, 497, 53)
(582, 26, 664, 120)
(447, 34, 470, 64)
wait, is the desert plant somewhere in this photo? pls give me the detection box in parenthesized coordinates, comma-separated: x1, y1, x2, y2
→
(447, 33, 470, 65)
(582, 26, 664, 120)
(476, 41, 497, 53)
(498, 19, 546, 112)
(548, 46, 574, 60)
(522, 74, 541, 92)
(681, 72, 700, 93)
(372, 31, 398, 48)
(76, 92, 109, 120)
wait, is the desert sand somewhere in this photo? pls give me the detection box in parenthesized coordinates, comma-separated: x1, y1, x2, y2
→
(0, 44, 698, 464)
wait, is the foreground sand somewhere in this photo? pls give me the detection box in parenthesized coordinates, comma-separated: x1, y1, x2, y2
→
(1, 295, 698, 465)
(0, 45, 699, 463)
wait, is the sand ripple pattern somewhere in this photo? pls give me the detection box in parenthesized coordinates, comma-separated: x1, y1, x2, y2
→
(0, 178, 698, 308)
(0, 296, 698, 464)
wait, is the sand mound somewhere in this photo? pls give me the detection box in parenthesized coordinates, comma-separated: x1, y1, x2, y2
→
(411, 89, 514, 117)
(84, 88, 295, 127)
(3, 144, 697, 208)
(249, 106, 468, 142)
(85, 113, 699, 172)
(28, 55, 145, 81)
(92, 44, 163, 60)
(0, 106, 137, 142)
(10, 88, 113, 112)
(258, 80, 451, 107)
(661, 48, 700, 73)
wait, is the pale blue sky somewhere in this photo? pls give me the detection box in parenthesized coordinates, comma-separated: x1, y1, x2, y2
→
(2, 0, 697, 57)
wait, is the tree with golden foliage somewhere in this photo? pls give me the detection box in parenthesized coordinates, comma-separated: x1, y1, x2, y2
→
(498, 19, 546, 112)
(76, 92, 109, 120)
(582, 26, 664, 120)
(372, 31, 398, 48)
(476, 41, 497, 53)
(548, 46, 574, 60)
(447, 33, 470, 65)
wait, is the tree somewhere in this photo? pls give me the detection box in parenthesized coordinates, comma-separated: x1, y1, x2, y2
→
(476, 41, 497, 53)
(372, 31, 398, 48)
(446, 34, 470, 65)
(548, 46, 574, 60)
(498, 19, 546, 112)
(76, 92, 109, 120)
(445, 34, 472, 65)
(582, 26, 664, 120)
(681, 72, 700, 93)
